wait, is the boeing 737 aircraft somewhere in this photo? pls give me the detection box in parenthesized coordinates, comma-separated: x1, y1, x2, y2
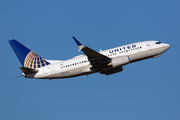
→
(9, 37, 170, 79)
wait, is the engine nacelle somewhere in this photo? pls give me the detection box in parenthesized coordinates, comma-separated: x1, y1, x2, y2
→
(108, 55, 130, 68)
(101, 66, 123, 75)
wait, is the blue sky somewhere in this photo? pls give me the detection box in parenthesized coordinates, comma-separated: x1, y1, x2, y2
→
(0, 0, 180, 120)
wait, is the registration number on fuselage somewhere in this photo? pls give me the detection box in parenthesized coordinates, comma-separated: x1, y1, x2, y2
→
(61, 71, 69, 75)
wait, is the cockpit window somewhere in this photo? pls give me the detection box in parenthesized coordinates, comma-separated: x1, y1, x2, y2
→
(155, 42, 161, 44)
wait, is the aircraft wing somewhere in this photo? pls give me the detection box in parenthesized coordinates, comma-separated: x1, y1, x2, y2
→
(72, 37, 111, 70)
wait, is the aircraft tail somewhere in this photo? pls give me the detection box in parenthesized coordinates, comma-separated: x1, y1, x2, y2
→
(9, 39, 50, 69)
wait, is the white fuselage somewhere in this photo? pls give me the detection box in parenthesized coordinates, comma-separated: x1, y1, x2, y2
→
(25, 41, 170, 79)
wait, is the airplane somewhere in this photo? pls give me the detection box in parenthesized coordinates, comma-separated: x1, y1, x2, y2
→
(9, 37, 170, 80)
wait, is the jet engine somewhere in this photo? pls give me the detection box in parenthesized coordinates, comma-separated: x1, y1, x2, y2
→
(101, 66, 123, 75)
(101, 56, 130, 75)
(108, 55, 130, 68)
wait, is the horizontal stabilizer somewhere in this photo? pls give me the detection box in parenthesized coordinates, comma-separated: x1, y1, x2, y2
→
(20, 67, 39, 74)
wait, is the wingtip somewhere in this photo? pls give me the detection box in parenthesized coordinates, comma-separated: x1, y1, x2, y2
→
(72, 36, 83, 46)
(8, 39, 16, 42)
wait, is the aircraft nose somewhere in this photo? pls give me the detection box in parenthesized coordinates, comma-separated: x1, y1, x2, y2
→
(163, 43, 170, 49)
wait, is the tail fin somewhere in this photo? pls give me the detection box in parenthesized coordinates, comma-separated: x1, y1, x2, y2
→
(9, 39, 50, 69)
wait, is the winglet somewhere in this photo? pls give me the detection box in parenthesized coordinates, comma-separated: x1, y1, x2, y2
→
(72, 36, 83, 46)
(72, 36, 85, 52)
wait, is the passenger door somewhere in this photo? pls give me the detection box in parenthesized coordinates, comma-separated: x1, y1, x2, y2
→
(147, 42, 152, 50)
(44, 66, 55, 76)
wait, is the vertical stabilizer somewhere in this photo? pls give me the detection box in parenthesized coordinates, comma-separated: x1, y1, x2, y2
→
(9, 39, 50, 69)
